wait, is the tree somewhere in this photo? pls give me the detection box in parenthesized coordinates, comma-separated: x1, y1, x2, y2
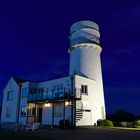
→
(107, 109, 135, 122)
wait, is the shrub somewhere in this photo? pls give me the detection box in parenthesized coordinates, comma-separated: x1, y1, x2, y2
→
(113, 121, 122, 127)
(59, 119, 70, 129)
(134, 120, 140, 128)
(97, 119, 113, 127)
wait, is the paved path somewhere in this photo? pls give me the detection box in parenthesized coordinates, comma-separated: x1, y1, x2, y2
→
(1, 127, 140, 140)
(34, 127, 140, 140)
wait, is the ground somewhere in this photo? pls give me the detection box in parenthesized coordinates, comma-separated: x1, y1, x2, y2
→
(0, 127, 140, 140)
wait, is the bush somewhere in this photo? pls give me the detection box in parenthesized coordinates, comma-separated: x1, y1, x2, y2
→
(59, 119, 70, 129)
(113, 121, 122, 127)
(97, 119, 113, 127)
(134, 120, 140, 128)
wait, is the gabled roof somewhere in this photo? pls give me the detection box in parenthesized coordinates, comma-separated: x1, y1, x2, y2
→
(12, 77, 28, 84)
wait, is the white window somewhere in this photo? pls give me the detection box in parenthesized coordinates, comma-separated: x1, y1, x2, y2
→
(6, 107, 11, 117)
(21, 88, 28, 97)
(7, 91, 14, 100)
(81, 85, 88, 95)
(54, 103, 63, 117)
(21, 106, 27, 116)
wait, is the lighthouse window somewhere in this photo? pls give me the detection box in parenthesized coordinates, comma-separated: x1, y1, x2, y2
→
(81, 85, 88, 95)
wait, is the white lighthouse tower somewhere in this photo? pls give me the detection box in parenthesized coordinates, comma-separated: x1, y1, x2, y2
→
(69, 20, 106, 125)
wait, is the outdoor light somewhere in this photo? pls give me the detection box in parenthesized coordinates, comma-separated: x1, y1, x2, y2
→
(44, 103, 51, 107)
(28, 106, 31, 109)
(65, 101, 69, 106)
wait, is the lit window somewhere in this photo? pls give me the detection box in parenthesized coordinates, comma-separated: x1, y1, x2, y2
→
(28, 107, 36, 116)
(6, 107, 11, 117)
(21, 88, 28, 97)
(54, 103, 63, 117)
(81, 85, 88, 95)
(7, 91, 14, 100)
(21, 106, 27, 116)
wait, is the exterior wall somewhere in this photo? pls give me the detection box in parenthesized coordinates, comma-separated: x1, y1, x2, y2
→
(42, 104, 71, 125)
(69, 46, 106, 122)
(19, 82, 38, 124)
(1, 78, 19, 123)
(40, 76, 72, 125)
(74, 75, 105, 126)
(1, 76, 73, 125)
(69, 44, 101, 80)
(0, 107, 2, 121)
(18, 82, 29, 124)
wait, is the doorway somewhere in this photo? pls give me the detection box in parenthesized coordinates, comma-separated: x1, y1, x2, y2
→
(37, 108, 42, 123)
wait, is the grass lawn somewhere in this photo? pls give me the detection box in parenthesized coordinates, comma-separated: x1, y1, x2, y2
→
(98, 126, 140, 131)
(111, 127, 140, 131)
(0, 127, 140, 140)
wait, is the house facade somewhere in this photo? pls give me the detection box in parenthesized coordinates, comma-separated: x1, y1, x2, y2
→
(1, 20, 106, 127)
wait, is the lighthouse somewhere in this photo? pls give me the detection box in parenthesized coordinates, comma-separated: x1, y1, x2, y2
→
(69, 21, 106, 124)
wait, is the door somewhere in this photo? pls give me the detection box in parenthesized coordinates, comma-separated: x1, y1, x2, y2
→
(37, 108, 42, 123)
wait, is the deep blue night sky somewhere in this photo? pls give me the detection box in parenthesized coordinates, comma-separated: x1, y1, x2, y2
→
(0, 0, 140, 114)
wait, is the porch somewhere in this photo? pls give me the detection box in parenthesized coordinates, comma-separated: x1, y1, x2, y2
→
(27, 100, 76, 128)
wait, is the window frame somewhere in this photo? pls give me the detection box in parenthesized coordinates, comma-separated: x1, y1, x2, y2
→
(21, 87, 28, 98)
(20, 106, 27, 116)
(6, 107, 11, 118)
(7, 91, 14, 101)
(81, 85, 88, 95)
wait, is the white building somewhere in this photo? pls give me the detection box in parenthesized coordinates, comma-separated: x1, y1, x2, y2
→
(1, 21, 106, 127)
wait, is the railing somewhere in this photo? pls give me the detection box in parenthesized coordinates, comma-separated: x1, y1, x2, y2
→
(28, 88, 81, 102)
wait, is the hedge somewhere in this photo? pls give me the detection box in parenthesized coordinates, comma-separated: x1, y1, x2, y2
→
(97, 119, 113, 127)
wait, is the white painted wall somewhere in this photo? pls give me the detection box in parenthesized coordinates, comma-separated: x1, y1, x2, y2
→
(74, 75, 105, 126)
(19, 82, 29, 124)
(42, 104, 71, 125)
(1, 78, 19, 123)
(40, 76, 72, 125)
(19, 82, 38, 124)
